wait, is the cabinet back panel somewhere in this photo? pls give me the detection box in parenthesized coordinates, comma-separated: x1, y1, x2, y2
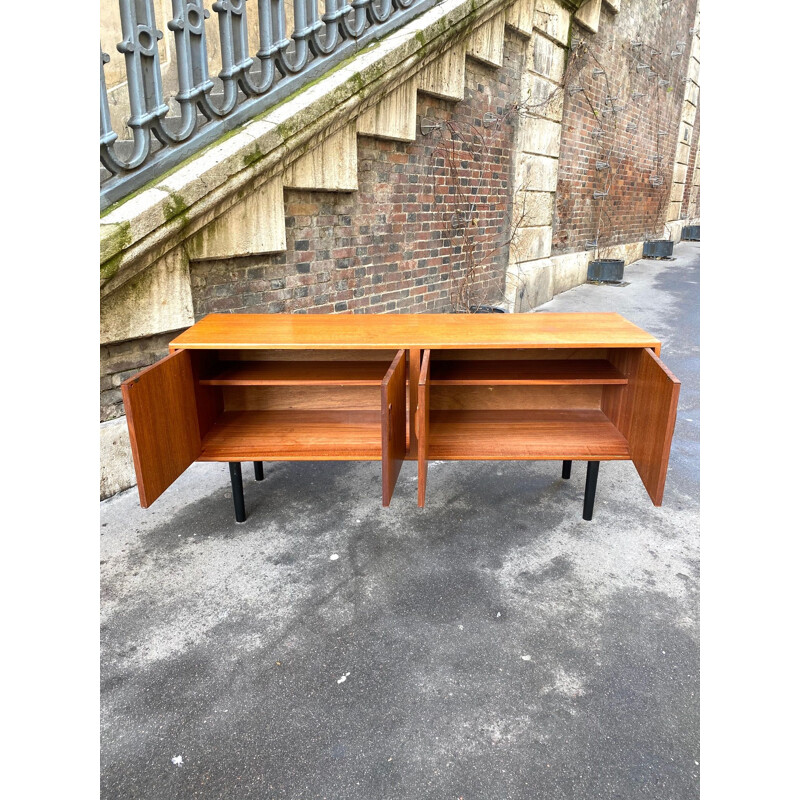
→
(219, 349, 399, 362)
(430, 385, 602, 411)
(223, 385, 381, 411)
(190, 350, 224, 437)
(429, 348, 608, 361)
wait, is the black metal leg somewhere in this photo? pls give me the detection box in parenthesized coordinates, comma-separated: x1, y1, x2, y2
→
(253, 461, 265, 481)
(562, 460, 572, 479)
(229, 462, 246, 523)
(583, 461, 599, 521)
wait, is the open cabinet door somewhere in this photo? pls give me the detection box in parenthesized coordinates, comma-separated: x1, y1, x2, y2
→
(417, 350, 430, 507)
(381, 349, 407, 506)
(627, 348, 681, 505)
(121, 349, 202, 508)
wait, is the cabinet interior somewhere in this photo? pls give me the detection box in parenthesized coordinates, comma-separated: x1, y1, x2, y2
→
(191, 349, 401, 461)
(422, 348, 636, 461)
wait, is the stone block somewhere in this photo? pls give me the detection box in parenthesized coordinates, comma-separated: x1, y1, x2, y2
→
(100, 246, 194, 345)
(357, 79, 417, 142)
(520, 116, 562, 157)
(673, 163, 688, 185)
(533, 0, 571, 45)
(516, 154, 560, 192)
(467, 13, 505, 68)
(676, 140, 691, 165)
(100, 417, 136, 500)
(670, 181, 685, 203)
(682, 101, 697, 130)
(284, 122, 359, 191)
(667, 200, 683, 222)
(574, 0, 602, 34)
(521, 72, 564, 122)
(531, 33, 566, 83)
(513, 226, 553, 263)
(505, 0, 535, 36)
(685, 80, 699, 107)
(664, 219, 685, 242)
(509, 258, 555, 312)
(691, 32, 700, 62)
(603, 0, 621, 12)
(515, 191, 555, 227)
(551, 250, 590, 295)
(687, 56, 700, 84)
(187, 176, 286, 260)
(418, 42, 466, 101)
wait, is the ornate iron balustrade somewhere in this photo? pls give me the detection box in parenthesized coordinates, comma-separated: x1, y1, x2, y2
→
(100, 0, 438, 209)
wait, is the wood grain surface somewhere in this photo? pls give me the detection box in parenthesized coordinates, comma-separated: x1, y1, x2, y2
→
(170, 313, 660, 351)
(417, 350, 431, 507)
(121, 349, 201, 507)
(429, 359, 627, 385)
(381, 349, 407, 506)
(197, 410, 383, 461)
(624, 348, 681, 505)
(426, 410, 631, 460)
(200, 360, 390, 386)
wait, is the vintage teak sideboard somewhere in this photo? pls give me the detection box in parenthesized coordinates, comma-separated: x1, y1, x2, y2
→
(121, 313, 680, 522)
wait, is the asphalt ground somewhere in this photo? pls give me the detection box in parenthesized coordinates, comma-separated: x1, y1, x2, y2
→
(100, 241, 700, 799)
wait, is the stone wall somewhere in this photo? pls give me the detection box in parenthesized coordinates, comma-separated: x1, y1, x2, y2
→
(552, 0, 698, 254)
(100, 330, 178, 424)
(681, 96, 699, 219)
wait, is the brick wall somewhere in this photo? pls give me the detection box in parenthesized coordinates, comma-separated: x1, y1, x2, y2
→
(190, 34, 524, 319)
(100, 33, 525, 423)
(553, 0, 698, 254)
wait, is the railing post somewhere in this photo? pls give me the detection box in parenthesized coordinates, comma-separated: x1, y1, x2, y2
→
(113, 0, 169, 167)
(211, 0, 254, 112)
(100, 49, 118, 150)
(161, 0, 214, 140)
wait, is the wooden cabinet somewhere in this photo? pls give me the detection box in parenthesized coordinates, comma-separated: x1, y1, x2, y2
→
(121, 313, 680, 521)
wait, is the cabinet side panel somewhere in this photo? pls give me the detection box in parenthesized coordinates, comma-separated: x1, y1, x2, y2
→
(382, 350, 407, 506)
(417, 350, 431, 507)
(408, 349, 420, 458)
(602, 348, 641, 435)
(626, 349, 681, 506)
(121, 350, 202, 508)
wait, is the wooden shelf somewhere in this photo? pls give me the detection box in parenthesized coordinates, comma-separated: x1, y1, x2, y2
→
(199, 361, 390, 386)
(429, 359, 627, 385)
(198, 410, 383, 461)
(426, 410, 631, 460)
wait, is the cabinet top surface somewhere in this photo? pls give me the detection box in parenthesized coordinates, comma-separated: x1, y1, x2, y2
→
(170, 312, 660, 350)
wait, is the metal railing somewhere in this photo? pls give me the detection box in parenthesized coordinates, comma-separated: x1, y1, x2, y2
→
(100, 0, 437, 209)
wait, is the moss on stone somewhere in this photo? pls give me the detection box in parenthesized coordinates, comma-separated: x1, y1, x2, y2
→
(163, 192, 189, 227)
(100, 251, 124, 282)
(100, 221, 132, 273)
(242, 144, 263, 168)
